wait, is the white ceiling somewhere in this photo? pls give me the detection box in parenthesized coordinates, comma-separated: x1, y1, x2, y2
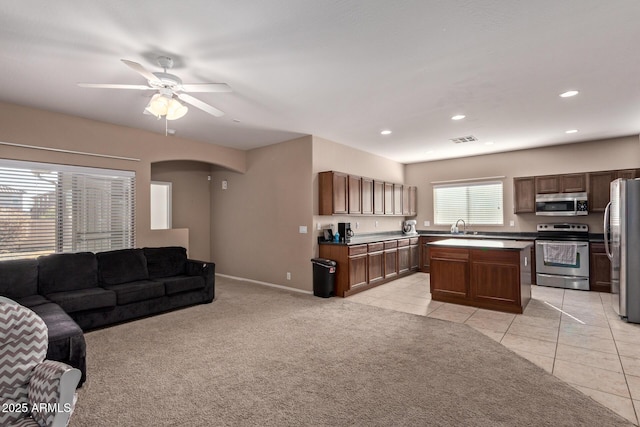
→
(2, 1, 639, 164)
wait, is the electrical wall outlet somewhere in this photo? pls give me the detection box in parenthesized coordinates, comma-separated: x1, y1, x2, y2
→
(375, 221, 378, 227)
(355, 222, 360, 229)
(221, 180, 228, 190)
(286, 272, 291, 280)
(317, 223, 322, 230)
(423, 220, 430, 227)
(509, 220, 515, 227)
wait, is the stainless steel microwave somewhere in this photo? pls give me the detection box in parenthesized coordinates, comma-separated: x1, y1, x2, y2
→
(535, 192, 588, 216)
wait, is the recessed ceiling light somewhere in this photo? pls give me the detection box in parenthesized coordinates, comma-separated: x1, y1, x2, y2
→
(380, 130, 392, 135)
(451, 115, 466, 121)
(565, 129, 578, 134)
(560, 90, 579, 98)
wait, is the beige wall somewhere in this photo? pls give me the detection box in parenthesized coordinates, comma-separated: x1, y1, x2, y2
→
(210, 136, 314, 291)
(312, 136, 407, 238)
(150, 161, 212, 261)
(406, 135, 640, 234)
(0, 101, 246, 254)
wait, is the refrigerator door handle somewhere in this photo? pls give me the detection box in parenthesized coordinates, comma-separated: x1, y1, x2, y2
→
(604, 201, 613, 260)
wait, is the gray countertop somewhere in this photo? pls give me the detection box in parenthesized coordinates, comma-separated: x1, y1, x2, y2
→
(318, 231, 536, 246)
(428, 238, 533, 250)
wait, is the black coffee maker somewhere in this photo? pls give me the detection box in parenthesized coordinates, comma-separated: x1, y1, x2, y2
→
(338, 222, 354, 242)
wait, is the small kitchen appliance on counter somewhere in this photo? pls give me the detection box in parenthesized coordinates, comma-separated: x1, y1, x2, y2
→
(402, 220, 417, 235)
(338, 222, 354, 242)
(535, 223, 589, 290)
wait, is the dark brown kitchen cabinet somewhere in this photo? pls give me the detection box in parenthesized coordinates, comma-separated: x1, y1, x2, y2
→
(513, 177, 535, 213)
(588, 171, 617, 212)
(348, 245, 368, 290)
(319, 171, 348, 215)
(402, 186, 410, 215)
(535, 173, 586, 194)
(588, 169, 640, 212)
(590, 242, 611, 293)
(408, 186, 417, 216)
(373, 180, 385, 215)
(367, 242, 384, 284)
(409, 237, 420, 271)
(384, 182, 394, 215)
(393, 184, 403, 215)
(348, 175, 362, 214)
(420, 236, 446, 272)
(361, 177, 374, 215)
(560, 173, 587, 192)
(429, 246, 470, 300)
(384, 240, 398, 279)
(319, 237, 420, 297)
(397, 239, 410, 274)
(535, 175, 559, 194)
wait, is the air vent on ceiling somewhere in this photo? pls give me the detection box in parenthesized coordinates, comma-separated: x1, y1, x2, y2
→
(449, 135, 478, 144)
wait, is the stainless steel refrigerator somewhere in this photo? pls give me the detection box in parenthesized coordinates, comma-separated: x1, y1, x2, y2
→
(604, 178, 640, 323)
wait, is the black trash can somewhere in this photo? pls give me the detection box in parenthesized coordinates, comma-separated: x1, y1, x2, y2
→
(311, 258, 337, 298)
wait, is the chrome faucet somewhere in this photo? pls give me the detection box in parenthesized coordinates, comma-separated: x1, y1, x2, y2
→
(455, 219, 466, 234)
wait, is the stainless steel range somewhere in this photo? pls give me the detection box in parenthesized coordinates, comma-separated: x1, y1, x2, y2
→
(535, 223, 590, 290)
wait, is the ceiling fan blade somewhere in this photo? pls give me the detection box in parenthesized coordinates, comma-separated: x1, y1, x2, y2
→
(78, 83, 153, 90)
(177, 93, 225, 117)
(121, 59, 162, 84)
(180, 83, 232, 93)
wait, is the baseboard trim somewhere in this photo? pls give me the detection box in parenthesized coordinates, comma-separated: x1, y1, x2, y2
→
(216, 274, 313, 295)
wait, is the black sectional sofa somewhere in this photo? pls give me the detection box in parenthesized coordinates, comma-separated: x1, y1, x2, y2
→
(0, 246, 215, 385)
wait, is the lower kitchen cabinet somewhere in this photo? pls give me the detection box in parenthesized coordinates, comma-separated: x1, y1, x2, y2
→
(397, 239, 410, 274)
(384, 240, 398, 279)
(319, 237, 418, 297)
(429, 243, 531, 314)
(420, 236, 447, 272)
(367, 243, 384, 284)
(590, 242, 611, 293)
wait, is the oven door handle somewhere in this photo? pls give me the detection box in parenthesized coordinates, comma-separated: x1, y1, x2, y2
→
(536, 241, 589, 248)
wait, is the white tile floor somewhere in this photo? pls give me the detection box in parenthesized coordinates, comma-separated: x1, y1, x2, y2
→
(346, 272, 640, 425)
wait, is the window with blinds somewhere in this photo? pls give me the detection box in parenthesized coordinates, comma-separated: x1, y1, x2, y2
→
(433, 180, 503, 225)
(0, 159, 135, 260)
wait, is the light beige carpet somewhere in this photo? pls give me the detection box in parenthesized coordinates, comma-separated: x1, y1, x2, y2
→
(70, 277, 632, 426)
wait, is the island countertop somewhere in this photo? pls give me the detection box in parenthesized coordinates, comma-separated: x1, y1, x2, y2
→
(428, 238, 532, 251)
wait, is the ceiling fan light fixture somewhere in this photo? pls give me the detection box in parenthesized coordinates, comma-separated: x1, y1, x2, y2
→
(166, 98, 188, 120)
(145, 93, 170, 118)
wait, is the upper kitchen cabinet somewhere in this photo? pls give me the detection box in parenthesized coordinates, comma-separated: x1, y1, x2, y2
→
(409, 186, 417, 216)
(384, 182, 394, 215)
(588, 169, 640, 212)
(319, 171, 416, 216)
(319, 171, 348, 215)
(348, 175, 362, 214)
(513, 177, 535, 213)
(393, 184, 403, 215)
(361, 177, 374, 215)
(373, 181, 385, 215)
(535, 173, 586, 194)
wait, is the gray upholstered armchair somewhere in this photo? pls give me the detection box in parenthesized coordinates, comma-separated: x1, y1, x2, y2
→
(0, 297, 81, 427)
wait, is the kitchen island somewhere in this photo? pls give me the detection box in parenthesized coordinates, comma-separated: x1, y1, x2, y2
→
(428, 239, 532, 314)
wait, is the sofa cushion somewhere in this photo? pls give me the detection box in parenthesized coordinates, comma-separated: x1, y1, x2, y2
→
(15, 294, 51, 308)
(103, 280, 165, 305)
(38, 252, 98, 295)
(158, 275, 205, 295)
(143, 247, 187, 279)
(46, 288, 116, 313)
(97, 249, 149, 286)
(0, 258, 39, 299)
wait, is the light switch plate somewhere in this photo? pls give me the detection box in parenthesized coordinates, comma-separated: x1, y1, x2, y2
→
(299, 226, 308, 234)
(423, 220, 430, 227)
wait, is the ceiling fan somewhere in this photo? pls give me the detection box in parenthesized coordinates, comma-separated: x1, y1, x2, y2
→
(78, 56, 231, 120)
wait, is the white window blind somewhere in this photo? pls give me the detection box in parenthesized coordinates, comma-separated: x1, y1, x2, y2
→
(0, 159, 135, 260)
(433, 180, 503, 225)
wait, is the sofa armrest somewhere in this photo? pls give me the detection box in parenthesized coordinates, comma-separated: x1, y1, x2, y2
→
(186, 260, 215, 301)
(29, 360, 81, 427)
(186, 259, 215, 278)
